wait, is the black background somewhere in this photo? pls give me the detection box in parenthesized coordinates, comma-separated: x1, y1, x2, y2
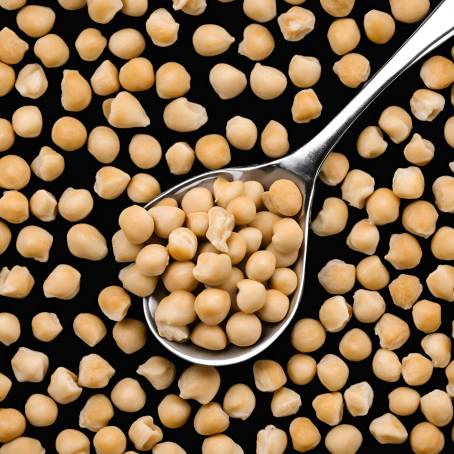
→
(1, 0, 453, 452)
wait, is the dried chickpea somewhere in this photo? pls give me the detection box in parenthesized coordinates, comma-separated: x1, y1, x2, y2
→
(318, 259, 356, 294)
(90, 60, 119, 96)
(410, 422, 445, 454)
(0, 312, 20, 345)
(111, 378, 146, 412)
(319, 295, 351, 332)
(86, 126, 120, 164)
(11, 347, 48, 383)
(385, 233, 422, 270)
(366, 188, 400, 225)
(112, 318, 146, 354)
(225, 116, 257, 150)
(15, 64, 48, 99)
(327, 18, 360, 55)
(93, 426, 127, 454)
(31, 312, 62, 342)
(31, 146, 65, 182)
(369, 413, 408, 444)
(319, 152, 349, 186)
(346, 219, 379, 255)
(256, 425, 287, 454)
(356, 126, 388, 158)
(0, 221, 11, 255)
(0, 119, 14, 151)
(257, 289, 289, 322)
(52, 116, 87, 151)
(372, 348, 401, 382)
(0, 27, 29, 65)
(193, 24, 234, 57)
(12, 105, 42, 138)
(379, 105, 413, 143)
(446, 116, 454, 148)
(153, 442, 186, 454)
(57, 0, 86, 10)
(222, 384, 255, 420)
(135, 244, 169, 277)
(333, 53, 370, 88)
(0, 408, 26, 443)
(0, 265, 34, 298)
(106, 91, 150, 128)
(263, 179, 302, 216)
(157, 394, 191, 429)
(289, 417, 321, 453)
(178, 365, 220, 404)
(344, 381, 373, 417)
(173, 0, 206, 15)
(61, 70, 92, 112)
(0, 191, 29, 224)
(1, 437, 45, 454)
(162, 261, 197, 292)
(287, 354, 317, 385)
(278, 7, 315, 42)
(260, 120, 289, 158)
(325, 425, 363, 454)
(388, 274, 422, 310)
(193, 402, 229, 436)
(340, 328, 372, 361)
(0, 64, 15, 97)
(238, 24, 275, 61)
(226, 312, 262, 346)
(129, 416, 163, 451)
(67, 223, 108, 261)
(25, 394, 58, 427)
(402, 201, 438, 238)
(291, 88, 322, 123)
(191, 323, 227, 351)
(392, 166, 424, 199)
(0, 155, 30, 189)
(401, 353, 433, 386)
(109, 28, 145, 60)
(137, 356, 175, 390)
(320, 0, 354, 17)
(164, 97, 208, 133)
(388, 387, 420, 416)
(209, 63, 247, 100)
(73, 313, 107, 346)
(0, 373, 11, 402)
(410, 88, 445, 121)
(0, 0, 25, 10)
(34, 34, 69, 68)
(58, 188, 93, 222)
(311, 197, 348, 236)
(87, 0, 122, 23)
(79, 394, 114, 432)
(75, 28, 107, 61)
(341, 169, 374, 208)
(364, 10, 395, 44)
(43, 264, 80, 300)
(146, 9, 179, 47)
(421, 333, 451, 368)
(404, 133, 434, 166)
(374, 313, 409, 350)
(426, 264, 454, 302)
(30, 189, 57, 222)
(119, 57, 154, 92)
(420, 55, 454, 90)
(317, 354, 349, 391)
(243, 0, 276, 22)
(271, 387, 301, 418)
(412, 299, 441, 333)
(47, 367, 81, 403)
(288, 55, 321, 89)
(119, 263, 158, 297)
(78, 353, 115, 389)
(166, 142, 195, 175)
(390, 0, 429, 23)
(201, 435, 242, 454)
(432, 175, 454, 213)
(55, 429, 90, 454)
(112, 229, 141, 263)
(312, 392, 343, 425)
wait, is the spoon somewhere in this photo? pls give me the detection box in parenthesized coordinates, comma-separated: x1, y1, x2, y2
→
(144, 0, 454, 366)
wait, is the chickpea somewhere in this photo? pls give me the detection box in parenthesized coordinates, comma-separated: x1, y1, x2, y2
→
(269, 268, 297, 296)
(366, 188, 400, 226)
(421, 333, 451, 368)
(75, 28, 107, 61)
(16, 225, 53, 263)
(318, 259, 356, 294)
(317, 354, 349, 391)
(213, 177, 245, 208)
(253, 359, 286, 392)
(194, 402, 230, 436)
(193, 24, 234, 57)
(153, 442, 187, 454)
(118, 205, 154, 245)
(278, 6, 315, 42)
(401, 352, 433, 386)
(431, 226, 454, 259)
(146, 8, 179, 47)
(256, 425, 287, 454)
(223, 383, 255, 420)
(112, 229, 141, 263)
(162, 261, 198, 292)
(426, 264, 454, 302)
(0, 191, 29, 224)
(364, 9, 395, 44)
(0, 408, 26, 443)
(372, 348, 401, 382)
(137, 356, 175, 390)
(58, 188, 94, 222)
(341, 169, 375, 208)
(66, 223, 108, 261)
(291, 88, 322, 123)
(31, 312, 62, 342)
(312, 392, 343, 426)
(375, 313, 409, 350)
(0, 312, 20, 346)
(34, 33, 69, 68)
(11, 347, 48, 383)
(0, 265, 34, 298)
(178, 365, 220, 404)
(0, 0, 26, 10)
(119, 263, 158, 297)
(209, 63, 246, 100)
(333, 53, 370, 88)
(201, 435, 243, 454)
(320, 0, 354, 17)
(108, 28, 145, 60)
(156, 291, 196, 328)
(119, 57, 154, 93)
(238, 23, 275, 61)
(43, 264, 81, 300)
(79, 394, 114, 432)
(110, 377, 146, 412)
(392, 166, 425, 199)
(289, 417, 321, 452)
(403, 200, 438, 239)
(127, 173, 160, 203)
(25, 394, 58, 427)
(1, 437, 45, 454)
(327, 425, 364, 454)
(327, 18, 360, 55)
(30, 189, 57, 222)
(52, 116, 87, 152)
(243, 182, 264, 209)
(15, 63, 48, 99)
(0, 221, 11, 255)
(271, 387, 301, 418)
(164, 97, 208, 133)
(47, 367, 82, 404)
(311, 197, 348, 236)
(0, 64, 15, 97)
(73, 313, 107, 346)
(112, 318, 146, 354)
(256, 289, 288, 322)
(61, 70, 92, 112)
(388, 387, 420, 416)
(404, 133, 434, 166)
(166, 142, 195, 175)
(420, 55, 454, 90)
(0, 27, 29, 65)
(432, 175, 454, 213)
(191, 323, 227, 351)
(446, 116, 454, 148)
(388, 274, 422, 310)
(410, 422, 445, 454)
(30, 146, 64, 183)
(93, 426, 126, 454)
(356, 125, 388, 158)
(55, 429, 90, 454)
(260, 120, 289, 158)
(0, 372, 11, 401)
(319, 153, 349, 187)
(270, 217, 303, 253)
(287, 354, 316, 386)
(0, 119, 14, 152)
(90, 60, 119, 96)
(264, 179, 303, 216)
(86, 126, 120, 163)
(379, 106, 413, 144)
(78, 353, 115, 389)
(226, 312, 262, 346)
(384, 233, 422, 270)
(344, 381, 373, 417)
(410, 88, 445, 121)
(87, 0, 122, 23)
(225, 116, 257, 150)
(193, 252, 231, 286)
(243, 0, 276, 22)
(346, 219, 379, 255)
(12, 105, 42, 138)
(106, 91, 150, 128)
(318, 295, 350, 332)
(129, 416, 163, 451)
(157, 394, 191, 429)
(369, 413, 408, 444)
(412, 299, 441, 333)
(288, 55, 321, 92)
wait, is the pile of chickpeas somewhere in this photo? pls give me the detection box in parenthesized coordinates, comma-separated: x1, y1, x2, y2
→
(1, 0, 454, 452)
(116, 177, 303, 350)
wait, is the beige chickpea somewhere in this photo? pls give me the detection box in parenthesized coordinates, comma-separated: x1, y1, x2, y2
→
(90, 60, 119, 96)
(364, 10, 395, 44)
(244, 250, 275, 282)
(119, 205, 154, 245)
(243, 181, 263, 209)
(30, 189, 57, 222)
(0, 64, 15, 97)
(271, 387, 301, 418)
(58, 188, 94, 222)
(191, 323, 227, 351)
(113, 318, 146, 354)
(55, 429, 90, 454)
(193, 24, 234, 57)
(317, 354, 349, 391)
(213, 177, 244, 208)
(446, 116, 454, 148)
(87, 0, 122, 23)
(0, 154, 30, 189)
(146, 8, 179, 47)
(427, 264, 454, 302)
(347, 219, 379, 255)
(106, 91, 150, 128)
(155, 290, 196, 329)
(257, 289, 289, 322)
(375, 313, 409, 350)
(128, 136, 161, 170)
(136, 244, 169, 277)
(378, 105, 413, 143)
(137, 356, 175, 390)
(109, 28, 145, 60)
(61, 70, 92, 112)
(341, 169, 375, 208)
(392, 166, 424, 199)
(111, 377, 146, 412)
(235, 279, 265, 314)
(420, 55, 454, 90)
(162, 261, 197, 292)
(319, 152, 349, 187)
(253, 359, 286, 392)
(366, 187, 400, 225)
(388, 274, 422, 310)
(312, 392, 343, 426)
(34, 34, 69, 68)
(24, 394, 57, 428)
(205, 206, 235, 252)
(157, 394, 191, 429)
(0, 408, 26, 443)
(31, 312, 62, 342)
(178, 365, 220, 404)
(238, 24, 275, 61)
(227, 196, 256, 226)
(318, 259, 356, 294)
(209, 63, 246, 100)
(250, 63, 287, 101)
(93, 426, 126, 454)
(431, 226, 454, 260)
(0, 265, 34, 298)
(390, 0, 429, 23)
(421, 333, 451, 368)
(12, 105, 42, 138)
(57, 0, 86, 10)
(0, 191, 29, 224)
(311, 197, 348, 236)
(78, 354, 115, 389)
(318, 296, 351, 332)
(173, 0, 206, 15)
(291, 318, 326, 353)
(225, 116, 257, 150)
(43, 264, 81, 300)
(1, 0, 26, 10)
(264, 179, 302, 216)
(0, 119, 14, 152)
(47, 367, 81, 404)
(401, 353, 433, 386)
(0, 437, 45, 454)
(217, 267, 244, 297)
(402, 201, 438, 238)
(167, 227, 197, 261)
(181, 187, 213, 213)
(202, 434, 242, 454)
(222, 384, 255, 420)
(73, 313, 107, 346)
(344, 381, 373, 417)
(0, 372, 11, 402)
(79, 394, 114, 432)
(164, 97, 208, 133)
(369, 413, 408, 444)
(410, 422, 445, 454)
(67, 223, 108, 261)
(11, 347, 48, 383)
(31, 146, 64, 182)
(278, 7, 315, 42)
(129, 416, 163, 451)
(186, 212, 209, 237)
(250, 212, 282, 246)
(127, 173, 159, 203)
(76, 28, 107, 61)
(226, 312, 262, 346)
(87, 126, 120, 164)
(260, 120, 289, 158)
(287, 354, 316, 385)
(356, 126, 388, 158)
(52, 116, 87, 152)
(0, 27, 29, 65)
(291, 88, 322, 123)
(339, 328, 372, 361)
(410, 88, 445, 121)
(0, 312, 20, 345)
(15, 63, 48, 99)
(404, 133, 434, 166)
(288, 56, 321, 91)
(193, 252, 232, 286)
(333, 53, 370, 88)
(154, 63, 189, 101)
(166, 142, 195, 175)
(433, 175, 454, 213)
(325, 425, 363, 454)
(327, 18, 360, 55)
(153, 442, 187, 454)
(256, 425, 287, 454)
(320, 0, 354, 17)
(270, 268, 297, 295)
(372, 349, 401, 382)
(194, 402, 229, 436)
(289, 417, 321, 453)
(112, 229, 141, 262)
(243, 0, 276, 22)
(385, 233, 422, 270)
(412, 299, 441, 333)
(119, 57, 154, 92)
(119, 263, 158, 297)
(388, 387, 420, 416)
(0, 221, 11, 255)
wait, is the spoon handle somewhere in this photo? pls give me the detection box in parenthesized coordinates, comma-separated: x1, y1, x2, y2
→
(282, 0, 454, 178)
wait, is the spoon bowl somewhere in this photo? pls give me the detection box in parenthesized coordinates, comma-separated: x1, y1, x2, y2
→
(144, 0, 454, 366)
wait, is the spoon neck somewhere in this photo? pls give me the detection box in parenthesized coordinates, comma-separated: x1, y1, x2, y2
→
(281, 0, 454, 180)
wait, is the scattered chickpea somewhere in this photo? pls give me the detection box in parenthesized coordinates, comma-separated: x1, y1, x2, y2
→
(193, 24, 234, 57)
(0, 118, 14, 151)
(404, 133, 435, 166)
(410, 422, 445, 454)
(201, 434, 243, 454)
(369, 413, 408, 444)
(209, 63, 247, 100)
(238, 24, 275, 61)
(320, 0, 354, 17)
(137, 356, 176, 390)
(79, 394, 114, 432)
(164, 97, 208, 133)
(445, 116, 454, 148)
(158, 394, 191, 429)
(30, 189, 57, 222)
(325, 425, 363, 454)
(339, 328, 372, 361)
(34, 34, 70, 68)
(0, 265, 34, 298)
(410, 88, 445, 121)
(73, 313, 107, 346)
(178, 365, 220, 404)
(256, 425, 287, 454)
(372, 348, 401, 382)
(388, 274, 422, 309)
(146, 8, 180, 47)
(0, 408, 26, 443)
(31, 312, 62, 342)
(412, 299, 441, 333)
(327, 18, 360, 55)
(317, 354, 349, 391)
(43, 264, 81, 300)
(0, 312, 20, 346)
(75, 28, 107, 62)
(388, 387, 420, 416)
(432, 175, 454, 213)
(364, 10, 395, 44)
(12, 105, 43, 138)
(333, 53, 370, 88)
(356, 125, 388, 158)
(109, 28, 145, 60)
(93, 426, 127, 454)
(111, 377, 146, 412)
(90, 60, 120, 96)
(94, 166, 131, 200)
(318, 259, 356, 294)
(243, 0, 276, 22)
(420, 55, 454, 90)
(195, 134, 231, 169)
(311, 197, 348, 236)
(289, 417, 321, 453)
(319, 295, 351, 332)
(11, 347, 48, 383)
(421, 333, 451, 368)
(0, 437, 45, 454)
(15, 64, 48, 99)
(341, 169, 375, 208)
(0, 27, 29, 65)
(401, 352, 433, 386)
(312, 392, 343, 426)
(426, 264, 454, 302)
(0, 373, 12, 401)
(25, 394, 58, 427)
(344, 381, 374, 417)
(129, 416, 163, 451)
(292, 88, 322, 123)
(106, 91, 150, 128)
